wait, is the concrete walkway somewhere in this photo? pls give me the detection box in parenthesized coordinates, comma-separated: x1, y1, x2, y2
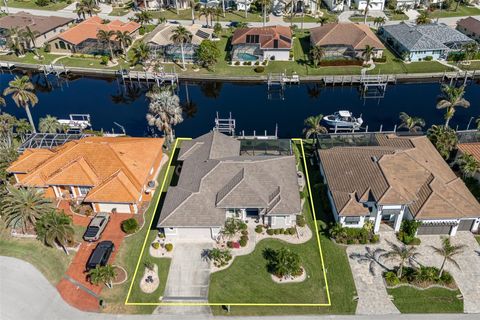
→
(404, 9, 420, 21)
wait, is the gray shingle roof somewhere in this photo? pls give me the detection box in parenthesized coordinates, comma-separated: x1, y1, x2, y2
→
(158, 132, 301, 227)
(381, 22, 473, 51)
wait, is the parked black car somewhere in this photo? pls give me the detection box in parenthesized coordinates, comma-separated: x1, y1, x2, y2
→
(86, 241, 114, 271)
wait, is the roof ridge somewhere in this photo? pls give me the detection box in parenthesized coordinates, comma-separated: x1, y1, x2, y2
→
(86, 169, 138, 202)
(106, 142, 142, 189)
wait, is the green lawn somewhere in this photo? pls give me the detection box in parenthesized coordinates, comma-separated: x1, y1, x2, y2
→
(110, 7, 130, 17)
(458, 60, 480, 71)
(4, 0, 70, 10)
(349, 16, 376, 23)
(386, 13, 409, 21)
(476, 236, 480, 246)
(0, 235, 72, 285)
(422, 5, 480, 18)
(0, 52, 58, 65)
(387, 287, 463, 313)
(150, 9, 263, 23)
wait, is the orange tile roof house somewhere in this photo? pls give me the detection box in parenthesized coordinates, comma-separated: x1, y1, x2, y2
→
(49, 16, 140, 55)
(231, 26, 292, 62)
(8, 137, 165, 214)
(457, 142, 480, 181)
(318, 134, 480, 236)
(309, 23, 385, 60)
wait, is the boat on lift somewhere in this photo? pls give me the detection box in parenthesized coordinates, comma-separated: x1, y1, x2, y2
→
(323, 111, 363, 128)
(58, 114, 91, 131)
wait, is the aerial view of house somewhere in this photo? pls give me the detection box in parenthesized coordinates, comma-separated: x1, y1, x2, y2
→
(157, 131, 302, 240)
(7, 136, 164, 214)
(456, 16, 480, 43)
(48, 16, 140, 55)
(144, 23, 214, 62)
(309, 23, 385, 60)
(0, 12, 73, 50)
(378, 22, 474, 61)
(231, 26, 292, 62)
(318, 134, 480, 235)
(457, 142, 480, 181)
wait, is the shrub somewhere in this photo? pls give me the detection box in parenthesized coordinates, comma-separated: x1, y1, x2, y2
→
(384, 271, 400, 286)
(165, 243, 173, 252)
(266, 229, 274, 236)
(43, 43, 51, 53)
(227, 241, 234, 248)
(239, 222, 247, 230)
(440, 271, 454, 284)
(139, 27, 146, 35)
(233, 242, 240, 249)
(234, 61, 241, 65)
(240, 235, 248, 242)
(398, 220, 421, 245)
(288, 227, 296, 235)
(372, 56, 387, 63)
(158, 232, 165, 238)
(151, 242, 160, 249)
(263, 247, 302, 278)
(245, 61, 252, 65)
(296, 215, 306, 227)
(144, 259, 155, 271)
(254, 61, 260, 65)
(100, 55, 110, 65)
(239, 238, 247, 247)
(255, 225, 263, 233)
(319, 59, 363, 67)
(241, 230, 248, 236)
(274, 229, 281, 235)
(254, 66, 265, 73)
(35, 0, 50, 6)
(121, 218, 138, 234)
(424, 56, 433, 61)
(262, 61, 267, 65)
(371, 234, 380, 243)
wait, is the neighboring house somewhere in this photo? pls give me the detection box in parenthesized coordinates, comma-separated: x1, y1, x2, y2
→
(0, 12, 73, 50)
(354, 0, 385, 10)
(323, 0, 351, 12)
(318, 134, 480, 236)
(309, 23, 385, 60)
(231, 26, 292, 62)
(49, 16, 140, 55)
(144, 23, 214, 62)
(378, 22, 474, 61)
(137, 0, 189, 10)
(8, 137, 165, 214)
(457, 142, 480, 182)
(157, 131, 302, 241)
(394, 0, 420, 9)
(457, 16, 480, 43)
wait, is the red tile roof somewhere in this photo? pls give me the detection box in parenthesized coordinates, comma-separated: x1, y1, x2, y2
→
(231, 26, 292, 49)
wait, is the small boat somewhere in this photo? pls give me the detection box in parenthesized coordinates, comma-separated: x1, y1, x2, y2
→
(323, 111, 363, 128)
(58, 114, 91, 130)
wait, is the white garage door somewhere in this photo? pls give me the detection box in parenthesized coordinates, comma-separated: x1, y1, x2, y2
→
(97, 203, 131, 213)
(371, 3, 383, 10)
(176, 228, 214, 241)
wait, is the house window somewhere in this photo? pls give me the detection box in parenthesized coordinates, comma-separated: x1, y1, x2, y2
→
(59, 41, 66, 49)
(246, 34, 259, 44)
(344, 217, 361, 225)
(273, 39, 278, 49)
(78, 186, 90, 196)
(54, 43, 59, 49)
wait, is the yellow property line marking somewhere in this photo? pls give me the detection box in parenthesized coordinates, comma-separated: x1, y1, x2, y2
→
(125, 138, 331, 307)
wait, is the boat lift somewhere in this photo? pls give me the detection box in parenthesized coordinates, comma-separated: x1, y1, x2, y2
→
(58, 114, 91, 131)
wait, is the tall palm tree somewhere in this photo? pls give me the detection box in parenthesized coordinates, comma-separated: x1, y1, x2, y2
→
(1, 186, 54, 234)
(349, 247, 389, 275)
(362, 44, 375, 63)
(88, 264, 117, 288)
(398, 112, 425, 132)
(21, 26, 39, 54)
(383, 242, 420, 278)
(427, 124, 458, 160)
(15, 118, 32, 143)
(115, 31, 133, 55)
(97, 30, 116, 60)
(462, 42, 478, 61)
(416, 11, 431, 25)
(310, 45, 324, 68)
(146, 88, 184, 147)
(181, 83, 197, 118)
(303, 114, 328, 142)
(363, 0, 373, 24)
(199, 6, 216, 27)
(3, 75, 38, 133)
(133, 10, 153, 26)
(436, 84, 470, 128)
(430, 237, 465, 278)
(76, 0, 99, 18)
(373, 16, 386, 27)
(75, 0, 88, 19)
(36, 211, 75, 255)
(130, 41, 151, 66)
(189, 0, 196, 24)
(260, 0, 271, 26)
(6, 27, 26, 56)
(170, 25, 192, 70)
(39, 115, 62, 133)
(457, 152, 479, 178)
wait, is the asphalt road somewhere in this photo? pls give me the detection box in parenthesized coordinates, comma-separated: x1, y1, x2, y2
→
(1, 256, 479, 320)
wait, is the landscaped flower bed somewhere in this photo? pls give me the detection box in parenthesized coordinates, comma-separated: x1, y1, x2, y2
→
(384, 266, 457, 289)
(329, 222, 379, 245)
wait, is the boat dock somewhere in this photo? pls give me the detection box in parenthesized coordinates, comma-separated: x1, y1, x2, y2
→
(121, 70, 179, 86)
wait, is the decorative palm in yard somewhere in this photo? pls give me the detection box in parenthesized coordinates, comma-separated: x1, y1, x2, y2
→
(462, 42, 479, 61)
(457, 152, 479, 178)
(115, 31, 133, 56)
(383, 242, 420, 278)
(349, 247, 389, 275)
(263, 247, 302, 278)
(363, 0, 374, 24)
(3, 75, 38, 133)
(97, 30, 116, 61)
(317, 16, 329, 26)
(416, 11, 431, 25)
(39, 115, 62, 133)
(170, 26, 193, 70)
(362, 44, 375, 63)
(130, 41, 151, 66)
(133, 10, 153, 26)
(260, 0, 272, 26)
(21, 26, 40, 56)
(430, 237, 465, 278)
(1, 186, 54, 234)
(398, 112, 425, 132)
(427, 124, 458, 160)
(436, 84, 470, 128)
(373, 17, 386, 27)
(303, 114, 328, 141)
(76, 0, 99, 19)
(310, 45, 325, 68)
(88, 264, 117, 288)
(35, 211, 75, 255)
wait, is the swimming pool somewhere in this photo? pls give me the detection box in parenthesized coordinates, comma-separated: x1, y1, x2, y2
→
(237, 52, 259, 61)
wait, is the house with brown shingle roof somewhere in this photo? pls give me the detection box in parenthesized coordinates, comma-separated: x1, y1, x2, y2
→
(457, 142, 480, 181)
(318, 134, 480, 236)
(309, 23, 385, 61)
(456, 17, 480, 42)
(48, 16, 140, 55)
(8, 137, 165, 214)
(231, 26, 292, 62)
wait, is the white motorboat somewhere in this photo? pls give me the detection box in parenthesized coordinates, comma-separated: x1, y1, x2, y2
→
(58, 114, 91, 130)
(323, 111, 363, 128)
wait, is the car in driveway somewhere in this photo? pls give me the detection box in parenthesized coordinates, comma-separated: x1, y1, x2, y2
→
(83, 212, 110, 242)
(86, 241, 114, 271)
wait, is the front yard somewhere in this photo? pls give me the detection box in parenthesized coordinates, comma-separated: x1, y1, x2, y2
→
(4, 0, 70, 10)
(423, 5, 480, 18)
(387, 287, 463, 313)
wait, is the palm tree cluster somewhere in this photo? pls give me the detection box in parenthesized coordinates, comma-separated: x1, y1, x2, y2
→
(170, 26, 193, 70)
(133, 10, 153, 26)
(36, 211, 75, 255)
(398, 112, 425, 132)
(88, 264, 117, 288)
(39, 115, 65, 134)
(3, 76, 39, 133)
(263, 247, 302, 278)
(436, 84, 470, 128)
(427, 124, 458, 160)
(76, 0, 100, 20)
(416, 11, 431, 25)
(97, 30, 133, 60)
(5, 26, 40, 57)
(456, 152, 479, 178)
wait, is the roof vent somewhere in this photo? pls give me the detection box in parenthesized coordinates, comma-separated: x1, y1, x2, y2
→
(371, 156, 378, 163)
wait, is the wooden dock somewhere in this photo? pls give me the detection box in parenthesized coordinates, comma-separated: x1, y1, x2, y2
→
(121, 70, 178, 86)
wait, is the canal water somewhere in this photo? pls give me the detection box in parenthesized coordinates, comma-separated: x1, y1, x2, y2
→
(0, 73, 479, 138)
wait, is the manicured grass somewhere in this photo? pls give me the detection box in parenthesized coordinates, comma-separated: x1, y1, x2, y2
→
(4, 0, 70, 10)
(458, 60, 480, 71)
(476, 236, 480, 246)
(386, 13, 409, 21)
(0, 52, 58, 65)
(110, 7, 130, 16)
(349, 16, 376, 23)
(0, 235, 72, 285)
(422, 5, 480, 18)
(387, 287, 463, 313)
(284, 10, 337, 23)
(62, 56, 130, 70)
(150, 9, 263, 23)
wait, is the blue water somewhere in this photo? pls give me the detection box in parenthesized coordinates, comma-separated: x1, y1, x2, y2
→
(0, 73, 479, 138)
(237, 52, 259, 61)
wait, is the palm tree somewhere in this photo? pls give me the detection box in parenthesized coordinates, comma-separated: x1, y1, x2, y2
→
(181, 83, 197, 118)
(189, 0, 196, 24)
(88, 264, 117, 288)
(373, 16, 386, 27)
(115, 31, 132, 55)
(130, 41, 151, 66)
(362, 44, 375, 63)
(3, 75, 38, 133)
(39, 115, 62, 133)
(199, 6, 215, 27)
(1, 186, 54, 234)
(21, 26, 39, 54)
(6, 27, 26, 56)
(383, 242, 420, 278)
(310, 45, 324, 68)
(427, 125, 458, 160)
(416, 11, 431, 25)
(363, 0, 373, 24)
(436, 84, 470, 128)
(398, 112, 425, 132)
(430, 237, 465, 278)
(457, 152, 479, 178)
(133, 10, 153, 26)
(36, 211, 75, 255)
(170, 26, 192, 70)
(97, 30, 116, 60)
(349, 247, 389, 275)
(260, 0, 271, 27)
(303, 115, 328, 142)
(15, 118, 33, 142)
(75, 0, 89, 19)
(318, 16, 329, 26)
(462, 42, 478, 61)
(476, 117, 480, 130)
(76, 0, 98, 19)
(146, 87, 184, 147)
